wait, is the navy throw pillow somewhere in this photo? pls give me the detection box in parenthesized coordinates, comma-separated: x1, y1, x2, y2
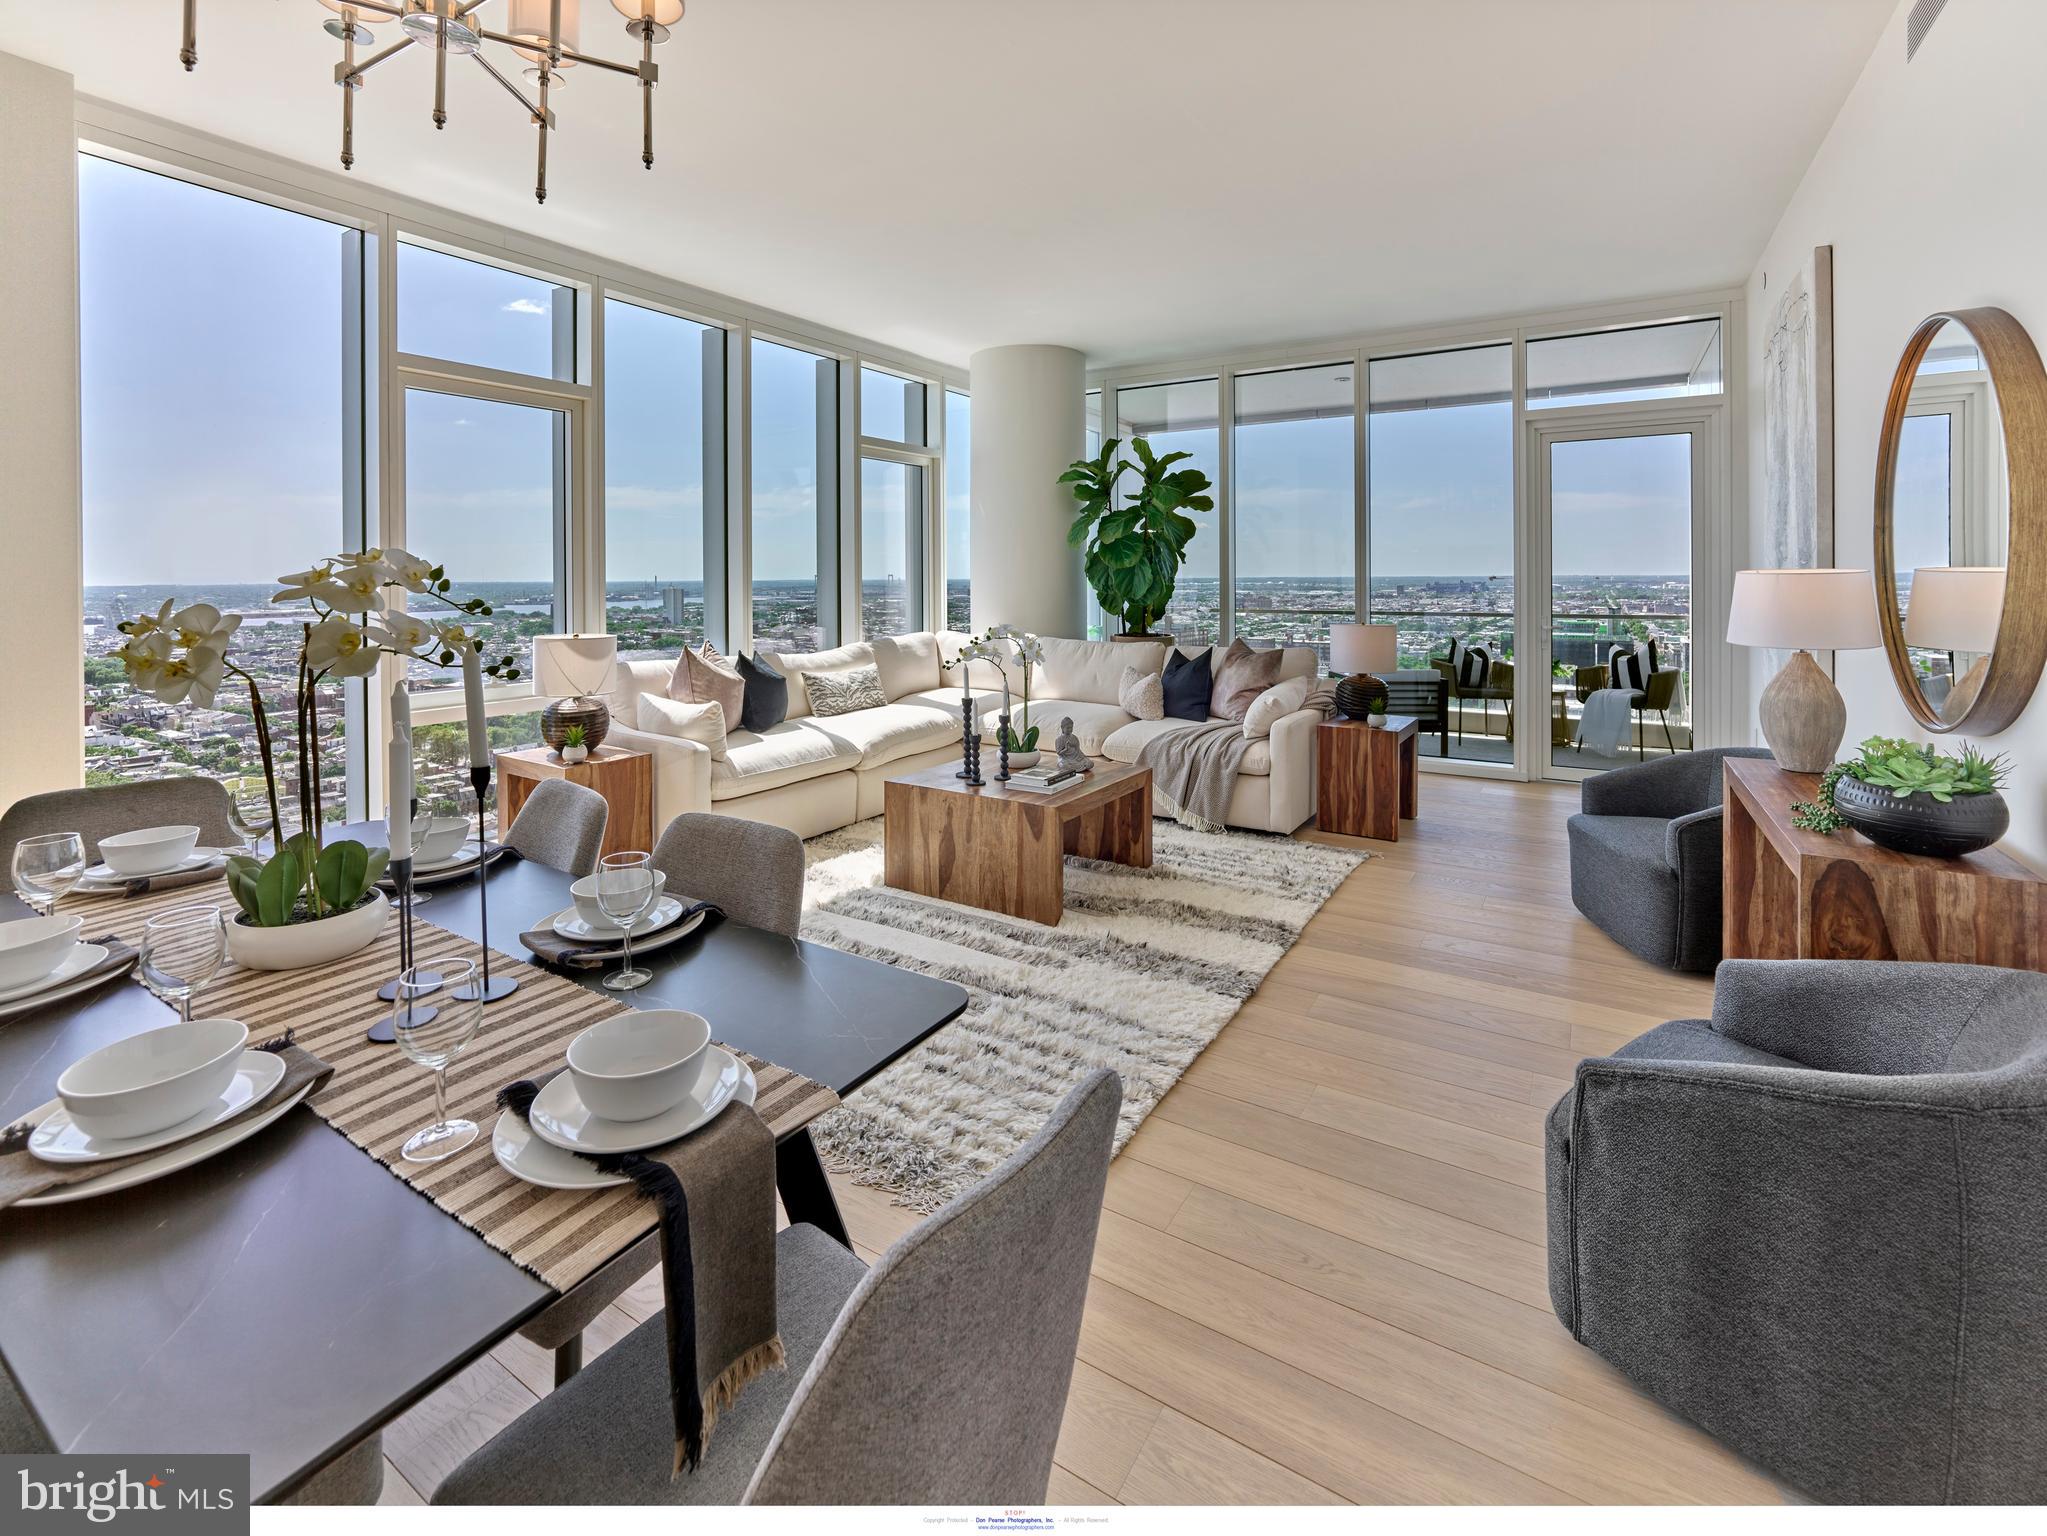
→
(1162, 648, 1212, 721)
(735, 652, 788, 733)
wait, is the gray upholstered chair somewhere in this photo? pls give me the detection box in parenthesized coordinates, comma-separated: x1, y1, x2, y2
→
(1566, 745, 1771, 973)
(500, 779, 609, 876)
(0, 778, 238, 871)
(651, 812, 804, 939)
(438, 1069, 1121, 1506)
(1546, 959, 2047, 1503)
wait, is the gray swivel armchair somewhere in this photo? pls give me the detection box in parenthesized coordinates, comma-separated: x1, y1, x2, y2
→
(1546, 959, 2047, 1503)
(1567, 746, 1770, 973)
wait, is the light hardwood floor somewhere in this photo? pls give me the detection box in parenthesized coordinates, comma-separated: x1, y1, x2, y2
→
(376, 772, 1790, 1505)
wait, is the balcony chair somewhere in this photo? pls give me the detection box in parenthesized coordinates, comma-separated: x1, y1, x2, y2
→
(1547, 959, 2047, 1502)
(437, 1071, 1121, 1506)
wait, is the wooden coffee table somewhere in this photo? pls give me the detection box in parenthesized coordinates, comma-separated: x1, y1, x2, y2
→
(882, 760, 1153, 925)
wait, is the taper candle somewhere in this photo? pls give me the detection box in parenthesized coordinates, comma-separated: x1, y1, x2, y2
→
(461, 642, 488, 768)
(389, 680, 413, 861)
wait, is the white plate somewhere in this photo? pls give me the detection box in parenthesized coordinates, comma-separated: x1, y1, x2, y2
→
(0, 943, 109, 1006)
(526, 1045, 748, 1156)
(494, 1053, 757, 1190)
(77, 848, 226, 887)
(550, 895, 687, 942)
(27, 1049, 286, 1164)
(412, 844, 483, 876)
(17, 1074, 318, 1208)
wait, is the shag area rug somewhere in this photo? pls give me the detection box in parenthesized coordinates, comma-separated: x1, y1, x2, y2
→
(798, 817, 1369, 1210)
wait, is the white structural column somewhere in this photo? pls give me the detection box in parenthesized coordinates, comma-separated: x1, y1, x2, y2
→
(0, 53, 82, 809)
(968, 344, 1086, 636)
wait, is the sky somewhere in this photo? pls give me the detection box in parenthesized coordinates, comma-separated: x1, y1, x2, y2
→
(80, 152, 1695, 599)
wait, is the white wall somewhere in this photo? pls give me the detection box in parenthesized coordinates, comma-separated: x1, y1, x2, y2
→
(0, 52, 82, 810)
(1746, 0, 2047, 860)
(967, 345, 1086, 637)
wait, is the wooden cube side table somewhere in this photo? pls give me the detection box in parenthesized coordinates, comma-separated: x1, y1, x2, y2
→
(1316, 715, 1420, 841)
(496, 744, 654, 862)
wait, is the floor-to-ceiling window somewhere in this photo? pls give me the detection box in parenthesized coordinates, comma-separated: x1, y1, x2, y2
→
(78, 155, 363, 821)
(1233, 363, 1356, 667)
(944, 389, 972, 631)
(604, 298, 725, 658)
(857, 367, 930, 637)
(750, 338, 838, 654)
(1114, 378, 1222, 645)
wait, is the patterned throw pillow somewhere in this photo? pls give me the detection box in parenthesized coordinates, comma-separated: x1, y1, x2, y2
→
(805, 664, 888, 718)
(1209, 637, 1285, 723)
(1118, 665, 1165, 721)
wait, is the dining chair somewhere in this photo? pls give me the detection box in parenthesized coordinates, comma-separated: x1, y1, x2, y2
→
(500, 779, 609, 876)
(651, 812, 804, 939)
(437, 1069, 1122, 1506)
(0, 778, 238, 871)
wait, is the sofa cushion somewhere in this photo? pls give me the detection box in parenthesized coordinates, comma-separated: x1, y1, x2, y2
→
(1162, 648, 1212, 721)
(605, 658, 674, 727)
(871, 633, 943, 700)
(805, 664, 889, 717)
(709, 721, 861, 800)
(1119, 665, 1165, 721)
(984, 699, 1132, 756)
(766, 642, 875, 718)
(735, 652, 788, 732)
(1211, 637, 1286, 723)
(1101, 716, 1273, 775)
(1609, 1018, 1799, 1070)
(1034, 636, 1166, 705)
(808, 703, 961, 770)
(635, 693, 729, 760)
(899, 685, 1006, 720)
(670, 643, 746, 729)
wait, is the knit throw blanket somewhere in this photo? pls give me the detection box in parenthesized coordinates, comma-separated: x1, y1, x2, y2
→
(1138, 680, 1337, 832)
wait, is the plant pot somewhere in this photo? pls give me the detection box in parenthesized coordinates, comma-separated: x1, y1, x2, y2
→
(1005, 750, 1043, 771)
(560, 745, 589, 764)
(226, 890, 389, 972)
(1113, 631, 1175, 646)
(1830, 775, 2009, 859)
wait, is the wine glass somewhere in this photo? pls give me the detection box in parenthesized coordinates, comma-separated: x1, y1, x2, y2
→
(227, 793, 276, 856)
(12, 832, 86, 915)
(596, 851, 657, 992)
(392, 958, 482, 1163)
(139, 905, 227, 1023)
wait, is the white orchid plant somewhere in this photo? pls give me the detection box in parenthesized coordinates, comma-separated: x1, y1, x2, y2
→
(113, 549, 521, 927)
(943, 625, 1046, 753)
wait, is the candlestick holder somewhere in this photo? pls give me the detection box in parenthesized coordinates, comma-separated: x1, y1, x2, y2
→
(994, 710, 1013, 782)
(453, 763, 518, 1003)
(959, 695, 984, 786)
(367, 854, 434, 1043)
(377, 796, 440, 1000)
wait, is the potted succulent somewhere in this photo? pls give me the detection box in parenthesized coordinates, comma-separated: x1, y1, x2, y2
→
(559, 723, 590, 764)
(1793, 735, 2011, 858)
(1061, 436, 1212, 643)
(115, 548, 521, 970)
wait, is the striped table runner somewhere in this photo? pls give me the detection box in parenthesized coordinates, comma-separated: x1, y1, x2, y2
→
(64, 878, 838, 1293)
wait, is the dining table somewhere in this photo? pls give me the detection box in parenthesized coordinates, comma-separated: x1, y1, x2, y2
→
(0, 825, 969, 1502)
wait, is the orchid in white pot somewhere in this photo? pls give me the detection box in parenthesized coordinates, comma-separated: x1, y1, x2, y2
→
(114, 549, 521, 959)
(943, 627, 1047, 767)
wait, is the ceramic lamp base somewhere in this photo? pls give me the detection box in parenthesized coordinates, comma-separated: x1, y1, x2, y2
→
(541, 696, 610, 752)
(1334, 672, 1390, 721)
(1759, 649, 1846, 773)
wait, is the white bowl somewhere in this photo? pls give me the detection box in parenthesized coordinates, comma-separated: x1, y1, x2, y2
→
(98, 824, 202, 877)
(410, 815, 471, 865)
(0, 913, 83, 990)
(566, 1009, 711, 1123)
(57, 1017, 250, 1140)
(569, 870, 667, 933)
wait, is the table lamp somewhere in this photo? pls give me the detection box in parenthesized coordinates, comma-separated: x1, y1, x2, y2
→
(1329, 623, 1400, 722)
(1725, 569, 1881, 772)
(533, 633, 619, 755)
(1904, 566, 2006, 718)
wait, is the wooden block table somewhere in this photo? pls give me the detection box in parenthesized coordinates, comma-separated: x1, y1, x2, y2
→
(496, 744, 654, 863)
(1723, 755, 2047, 969)
(882, 760, 1152, 926)
(1315, 715, 1420, 841)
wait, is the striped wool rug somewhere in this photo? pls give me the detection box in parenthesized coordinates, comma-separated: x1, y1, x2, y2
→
(799, 818, 1369, 1211)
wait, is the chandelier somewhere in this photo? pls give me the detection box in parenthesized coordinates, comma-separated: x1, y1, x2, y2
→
(176, 1, 686, 204)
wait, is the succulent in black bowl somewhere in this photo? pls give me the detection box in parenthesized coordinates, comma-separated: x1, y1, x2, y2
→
(1816, 736, 2011, 859)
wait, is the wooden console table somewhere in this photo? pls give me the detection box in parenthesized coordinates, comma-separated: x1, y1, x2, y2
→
(1722, 756, 2047, 970)
(1316, 716, 1420, 841)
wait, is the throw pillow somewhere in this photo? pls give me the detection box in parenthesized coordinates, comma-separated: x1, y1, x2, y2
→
(805, 664, 888, 717)
(1242, 675, 1310, 739)
(670, 640, 747, 725)
(1457, 645, 1491, 691)
(1118, 664, 1165, 721)
(635, 693, 729, 760)
(1162, 647, 1212, 721)
(734, 651, 788, 733)
(1210, 637, 1285, 723)
(1608, 645, 1647, 694)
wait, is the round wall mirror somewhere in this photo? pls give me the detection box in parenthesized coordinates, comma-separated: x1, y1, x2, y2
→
(1874, 307, 2047, 733)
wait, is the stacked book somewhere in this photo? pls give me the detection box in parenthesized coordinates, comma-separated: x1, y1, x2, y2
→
(1005, 764, 1084, 793)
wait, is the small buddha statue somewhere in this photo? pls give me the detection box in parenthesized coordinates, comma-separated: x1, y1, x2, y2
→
(1054, 717, 1093, 773)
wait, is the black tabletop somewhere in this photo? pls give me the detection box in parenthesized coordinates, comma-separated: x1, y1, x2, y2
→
(0, 830, 966, 1499)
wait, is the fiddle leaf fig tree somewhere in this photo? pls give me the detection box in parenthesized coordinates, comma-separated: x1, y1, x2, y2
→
(1061, 436, 1213, 636)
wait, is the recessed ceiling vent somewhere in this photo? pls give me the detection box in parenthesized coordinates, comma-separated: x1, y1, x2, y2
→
(1907, 0, 1949, 60)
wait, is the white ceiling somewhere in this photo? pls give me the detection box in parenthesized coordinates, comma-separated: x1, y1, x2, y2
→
(0, 0, 1893, 370)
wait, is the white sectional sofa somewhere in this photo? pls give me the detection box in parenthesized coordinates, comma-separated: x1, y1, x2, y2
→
(602, 631, 1323, 841)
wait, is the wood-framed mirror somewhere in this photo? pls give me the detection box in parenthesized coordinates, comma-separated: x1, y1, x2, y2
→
(1874, 306, 2047, 733)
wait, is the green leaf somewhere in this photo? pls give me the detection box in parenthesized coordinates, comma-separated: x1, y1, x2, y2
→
(363, 847, 390, 888)
(315, 839, 371, 910)
(1132, 437, 1157, 467)
(252, 849, 300, 927)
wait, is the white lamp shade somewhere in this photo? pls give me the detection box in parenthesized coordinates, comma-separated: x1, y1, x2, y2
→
(1904, 567, 2006, 651)
(533, 633, 618, 699)
(1329, 622, 1398, 675)
(1725, 569, 1881, 651)
(612, 0, 685, 24)
(508, 0, 581, 60)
